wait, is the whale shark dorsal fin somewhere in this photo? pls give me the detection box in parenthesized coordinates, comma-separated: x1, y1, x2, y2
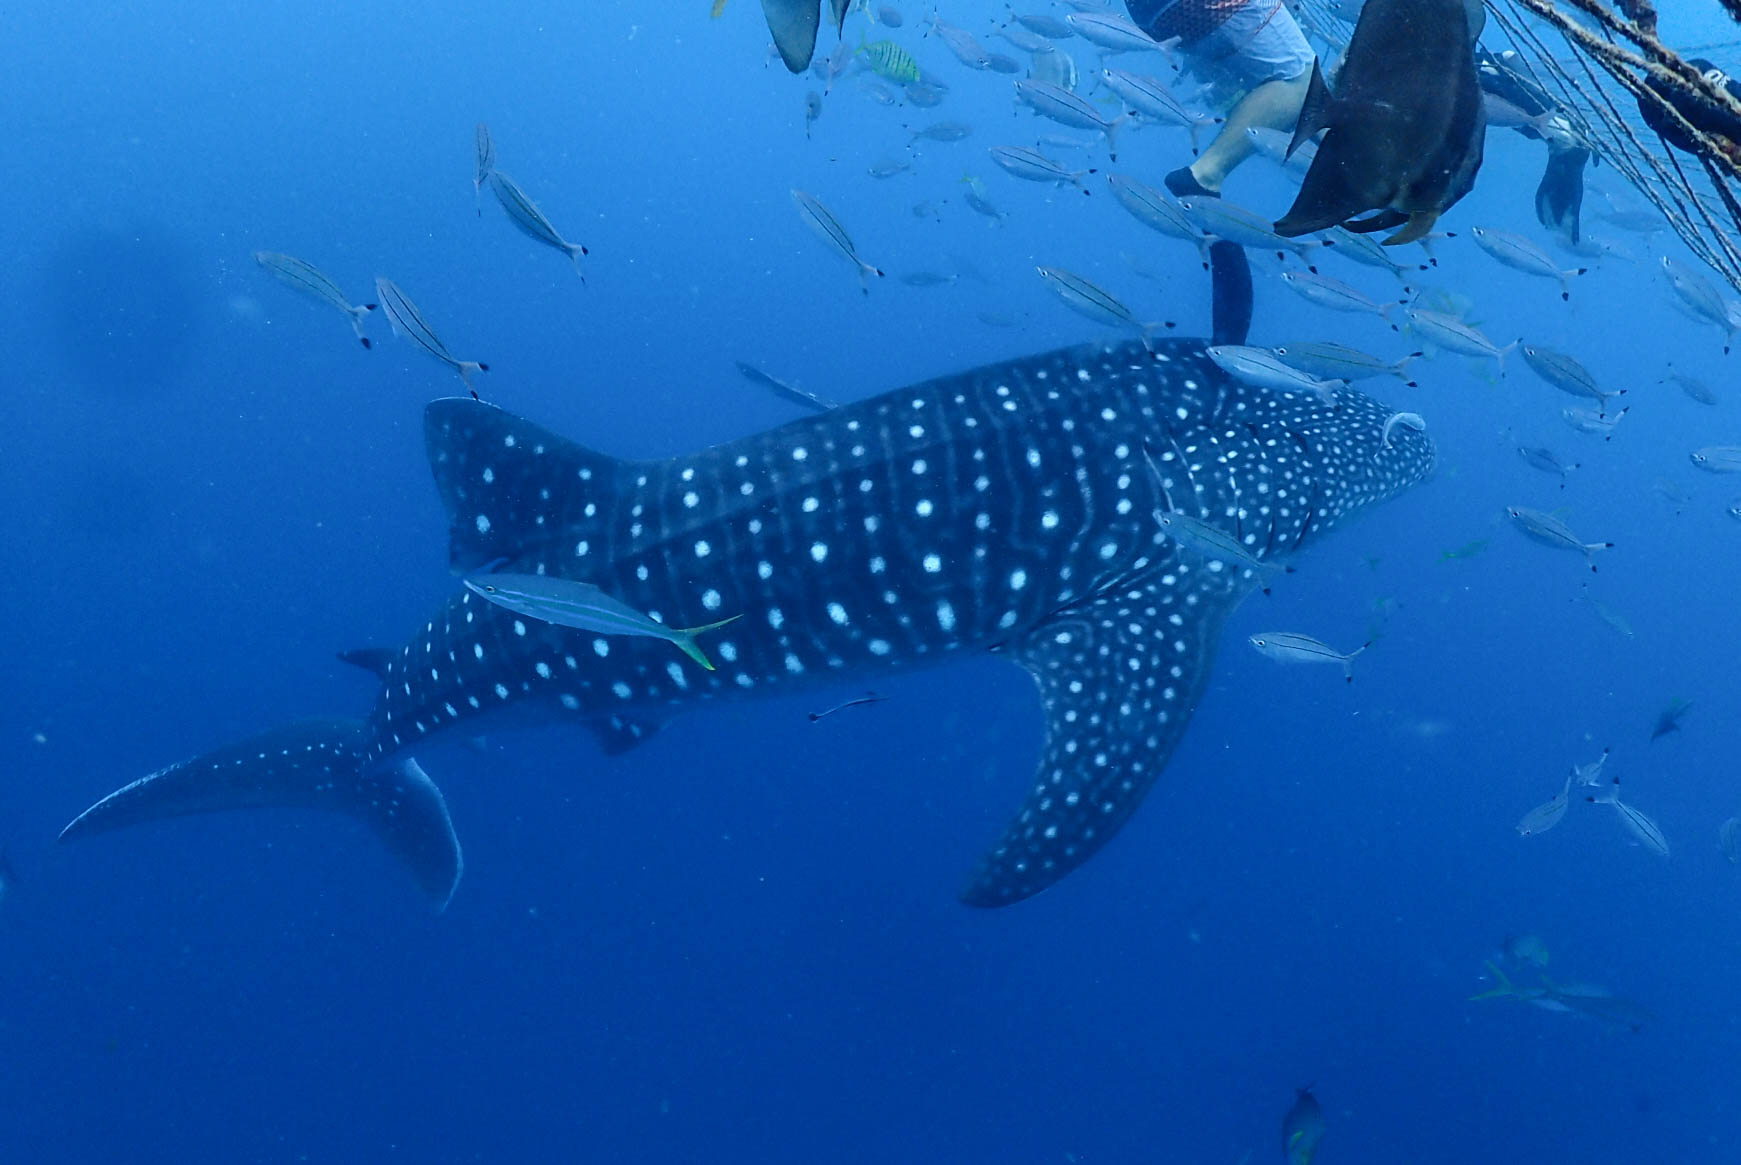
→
(962, 564, 1253, 906)
(424, 397, 638, 575)
(338, 647, 397, 681)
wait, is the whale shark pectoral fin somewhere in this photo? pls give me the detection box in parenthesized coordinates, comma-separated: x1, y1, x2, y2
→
(423, 397, 641, 576)
(962, 567, 1248, 907)
(337, 646, 398, 681)
(57, 719, 463, 909)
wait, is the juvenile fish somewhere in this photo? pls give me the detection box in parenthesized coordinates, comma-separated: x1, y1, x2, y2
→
(924, 12, 993, 69)
(488, 171, 589, 274)
(791, 189, 885, 293)
(1517, 775, 1572, 837)
(1274, 341, 1418, 386)
(1505, 506, 1612, 571)
(960, 175, 1006, 221)
(1206, 344, 1344, 406)
(988, 145, 1092, 191)
(253, 251, 377, 348)
(1035, 265, 1170, 350)
(1689, 445, 1741, 472)
(473, 122, 495, 216)
(804, 90, 823, 136)
(861, 38, 921, 83)
(1470, 226, 1586, 300)
(465, 573, 740, 672)
(866, 157, 912, 178)
(1560, 404, 1628, 438)
(909, 120, 974, 144)
(1248, 632, 1368, 682)
(373, 277, 488, 397)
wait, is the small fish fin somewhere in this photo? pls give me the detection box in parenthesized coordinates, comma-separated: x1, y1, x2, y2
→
(586, 714, 664, 756)
(58, 719, 463, 908)
(1287, 57, 1334, 158)
(337, 647, 398, 681)
(670, 615, 744, 672)
(963, 567, 1251, 906)
(1342, 640, 1371, 682)
(425, 397, 643, 575)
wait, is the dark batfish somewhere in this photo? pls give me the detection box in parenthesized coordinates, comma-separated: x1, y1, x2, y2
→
(1275, 0, 1486, 245)
(56, 339, 1432, 909)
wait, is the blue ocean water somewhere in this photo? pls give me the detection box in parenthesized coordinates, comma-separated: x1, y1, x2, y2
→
(6, 1, 1741, 1161)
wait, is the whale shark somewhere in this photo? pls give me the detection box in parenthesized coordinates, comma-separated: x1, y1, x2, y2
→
(59, 339, 1433, 908)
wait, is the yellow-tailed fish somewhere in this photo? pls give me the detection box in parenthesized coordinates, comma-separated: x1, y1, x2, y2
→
(464, 572, 740, 671)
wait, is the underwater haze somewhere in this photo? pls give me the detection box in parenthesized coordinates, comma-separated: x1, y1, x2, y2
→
(5, 1, 1741, 1162)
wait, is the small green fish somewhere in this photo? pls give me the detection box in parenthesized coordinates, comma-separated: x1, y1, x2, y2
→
(1438, 538, 1489, 562)
(1281, 1087, 1325, 1165)
(464, 572, 740, 671)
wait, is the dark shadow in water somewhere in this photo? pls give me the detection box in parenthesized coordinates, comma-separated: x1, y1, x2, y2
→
(43, 225, 203, 393)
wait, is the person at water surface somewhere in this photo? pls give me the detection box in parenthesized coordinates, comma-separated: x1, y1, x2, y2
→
(1121, 0, 1315, 197)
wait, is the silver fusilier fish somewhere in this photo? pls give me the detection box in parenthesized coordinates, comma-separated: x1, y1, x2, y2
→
(987, 145, 1092, 191)
(1520, 344, 1623, 410)
(1689, 445, 1741, 472)
(1517, 775, 1572, 837)
(473, 122, 495, 216)
(1505, 506, 1612, 571)
(488, 171, 589, 274)
(253, 251, 377, 349)
(791, 189, 885, 293)
(1014, 79, 1122, 157)
(1035, 265, 1170, 350)
(1406, 307, 1516, 371)
(1205, 344, 1344, 406)
(1248, 632, 1368, 682)
(1470, 226, 1586, 299)
(373, 276, 489, 396)
(1274, 341, 1419, 385)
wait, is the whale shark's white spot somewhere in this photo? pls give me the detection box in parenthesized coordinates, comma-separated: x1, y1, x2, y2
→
(936, 600, 956, 631)
(513, 620, 527, 637)
(494, 683, 510, 699)
(869, 556, 886, 574)
(792, 446, 808, 461)
(666, 663, 688, 688)
(923, 554, 941, 573)
(534, 662, 551, 679)
(916, 500, 933, 517)
(482, 468, 494, 483)
(694, 540, 711, 558)
(1010, 569, 1028, 590)
(768, 607, 784, 629)
(684, 492, 699, 508)
(612, 682, 632, 699)
(757, 561, 773, 580)
(560, 694, 580, 710)
(827, 602, 848, 625)
(784, 653, 804, 674)
(869, 638, 891, 655)
(810, 542, 828, 563)
(718, 642, 737, 662)
(476, 515, 491, 533)
(593, 639, 609, 657)
(909, 424, 925, 439)
(803, 496, 819, 512)
(473, 643, 484, 660)
(1041, 510, 1059, 529)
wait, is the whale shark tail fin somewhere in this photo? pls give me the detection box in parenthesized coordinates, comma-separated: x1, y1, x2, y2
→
(58, 718, 463, 909)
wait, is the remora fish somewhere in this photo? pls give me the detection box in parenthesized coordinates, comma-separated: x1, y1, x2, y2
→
(253, 251, 378, 348)
(56, 340, 1432, 909)
(1274, 0, 1486, 245)
(734, 360, 840, 411)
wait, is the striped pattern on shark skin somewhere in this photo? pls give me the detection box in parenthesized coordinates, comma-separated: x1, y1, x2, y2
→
(60, 339, 1433, 908)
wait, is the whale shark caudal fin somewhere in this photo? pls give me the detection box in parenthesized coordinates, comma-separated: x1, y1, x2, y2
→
(424, 397, 639, 575)
(962, 567, 1242, 907)
(58, 719, 463, 909)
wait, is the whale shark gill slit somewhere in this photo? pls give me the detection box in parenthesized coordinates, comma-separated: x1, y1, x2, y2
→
(57, 339, 1433, 908)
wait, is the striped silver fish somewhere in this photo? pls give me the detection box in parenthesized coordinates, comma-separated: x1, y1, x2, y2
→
(791, 189, 884, 293)
(1205, 344, 1344, 406)
(465, 572, 739, 672)
(1516, 776, 1572, 837)
(1177, 196, 1317, 259)
(1247, 632, 1368, 682)
(1065, 11, 1178, 54)
(1520, 344, 1623, 409)
(373, 277, 489, 397)
(488, 171, 588, 275)
(1098, 69, 1216, 150)
(1660, 255, 1736, 350)
(1035, 266, 1169, 350)
(987, 145, 1091, 191)
(1014, 79, 1121, 158)
(1274, 341, 1419, 386)
(1588, 781, 1669, 858)
(1470, 226, 1585, 300)
(1279, 271, 1400, 325)
(1505, 506, 1612, 571)
(1106, 174, 1209, 261)
(474, 122, 495, 216)
(1404, 307, 1515, 370)
(253, 251, 376, 349)
(1689, 445, 1741, 472)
